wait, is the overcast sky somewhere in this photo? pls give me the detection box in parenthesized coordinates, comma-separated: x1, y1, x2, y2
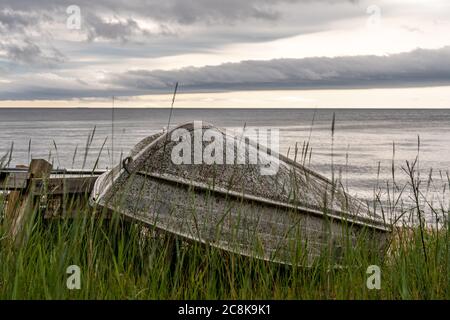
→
(0, 0, 449, 107)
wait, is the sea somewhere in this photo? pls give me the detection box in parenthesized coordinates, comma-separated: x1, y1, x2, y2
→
(1, 108, 449, 223)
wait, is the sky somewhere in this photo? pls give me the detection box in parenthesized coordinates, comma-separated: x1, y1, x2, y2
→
(0, 0, 449, 108)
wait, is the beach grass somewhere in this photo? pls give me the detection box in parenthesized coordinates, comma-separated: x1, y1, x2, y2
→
(0, 124, 448, 300)
(0, 184, 448, 300)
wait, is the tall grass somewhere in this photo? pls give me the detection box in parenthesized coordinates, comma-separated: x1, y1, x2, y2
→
(0, 196, 447, 299)
(0, 125, 448, 300)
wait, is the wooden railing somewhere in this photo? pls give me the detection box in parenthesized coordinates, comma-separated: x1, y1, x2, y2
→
(1, 159, 105, 245)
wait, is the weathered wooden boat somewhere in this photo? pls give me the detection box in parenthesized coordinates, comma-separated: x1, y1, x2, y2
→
(90, 121, 391, 266)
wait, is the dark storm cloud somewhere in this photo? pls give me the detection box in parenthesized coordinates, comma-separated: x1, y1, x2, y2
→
(1, 47, 449, 100)
(107, 47, 450, 92)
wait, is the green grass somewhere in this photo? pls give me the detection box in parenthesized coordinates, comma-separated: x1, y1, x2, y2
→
(0, 194, 447, 300)
(0, 126, 448, 300)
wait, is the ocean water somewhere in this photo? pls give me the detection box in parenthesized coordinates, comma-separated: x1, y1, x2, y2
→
(1, 108, 449, 221)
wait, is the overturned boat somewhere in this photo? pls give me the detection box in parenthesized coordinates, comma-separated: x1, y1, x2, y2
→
(90, 121, 391, 266)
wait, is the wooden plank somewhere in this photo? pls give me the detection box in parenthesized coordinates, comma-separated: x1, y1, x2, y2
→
(32, 176, 98, 195)
(1, 171, 28, 189)
(1, 172, 101, 193)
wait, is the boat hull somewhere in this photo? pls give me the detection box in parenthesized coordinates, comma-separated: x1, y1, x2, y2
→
(91, 122, 391, 266)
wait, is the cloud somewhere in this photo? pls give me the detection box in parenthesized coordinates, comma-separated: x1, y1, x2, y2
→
(0, 0, 374, 71)
(0, 72, 115, 100)
(0, 9, 36, 32)
(0, 0, 450, 101)
(0, 0, 366, 68)
(2, 1, 363, 43)
(107, 46, 450, 92)
(0, 38, 65, 65)
(85, 14, 144, 42)
(1, 46, 450, 100)
(4, 0, 300, 25)
(0, 8, 62, 66)
(83, 13, 174, 42)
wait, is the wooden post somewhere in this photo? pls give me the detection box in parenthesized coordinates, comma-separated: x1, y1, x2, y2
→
(7, 159, 52, 246)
